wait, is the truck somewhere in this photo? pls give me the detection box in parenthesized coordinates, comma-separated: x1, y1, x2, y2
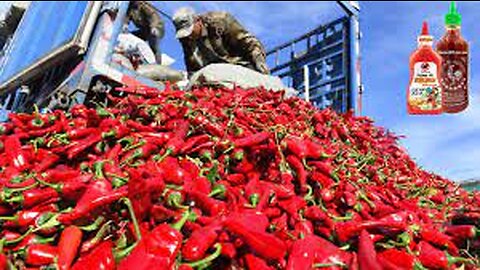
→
(0, 1, 361, 118)
(0, 1, 176, 118)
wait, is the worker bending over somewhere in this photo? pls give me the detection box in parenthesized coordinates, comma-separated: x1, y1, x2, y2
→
(127, 1, 164, 64)
(172, 7, 269, 77)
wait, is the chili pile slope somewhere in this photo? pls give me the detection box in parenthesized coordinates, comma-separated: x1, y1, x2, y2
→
(0, 85, 478, 270)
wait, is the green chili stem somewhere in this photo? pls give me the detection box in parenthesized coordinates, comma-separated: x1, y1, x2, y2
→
(79, 216, 105, 231)
(172, 209, 195, 231)
(121, 198, 142, 241)
(313, 262, 347, 268)
(154, 148, 173, 163)
(5, 227, 33, 245)
(186, 243, 222, 268)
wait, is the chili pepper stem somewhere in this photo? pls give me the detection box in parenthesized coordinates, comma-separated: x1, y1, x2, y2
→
(3, 183, 38, 195)
(32, 214, 60, 233)
(34, 177, 60, 191)
(303, 185, 315, 204)
(172, 209, 195, 231)
(0, 216, 17, 221)
(208, 185, 226, 198)
(413, 262, 428, 270)
(186, 243, 222, 268)
(168, 194, 188, 210)
(93, 161, 108, 179)
(114, 241, 138, 263)
(79, 216, 105, 231)
(120, 198, 142, 241)
(123, 140, 146, 152)
(5, 226, 34, 245)
(249, 193, 260, 207)
(154, 148, 173, 163)
(447, 253, 474, 266)
(4, 195, 23, 204)
(313, 262, 348, 268)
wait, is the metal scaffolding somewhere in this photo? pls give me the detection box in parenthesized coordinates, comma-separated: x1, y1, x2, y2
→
(266, 1, 361, 114)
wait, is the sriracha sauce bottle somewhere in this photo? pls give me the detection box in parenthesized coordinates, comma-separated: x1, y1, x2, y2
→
(436, 1, 469, 113)
(407, 21, 442, 115)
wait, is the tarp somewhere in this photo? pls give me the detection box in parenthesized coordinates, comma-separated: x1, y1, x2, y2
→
(187, 63, 298, 97)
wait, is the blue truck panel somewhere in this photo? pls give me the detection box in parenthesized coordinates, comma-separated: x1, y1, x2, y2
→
(0, 1, 89, 86)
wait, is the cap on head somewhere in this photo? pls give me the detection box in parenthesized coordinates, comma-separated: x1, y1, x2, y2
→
(173, 7, 196, 39)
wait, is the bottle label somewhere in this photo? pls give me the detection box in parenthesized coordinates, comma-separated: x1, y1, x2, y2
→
(408, 61, 442, 112)
(439, 50, 468, 108)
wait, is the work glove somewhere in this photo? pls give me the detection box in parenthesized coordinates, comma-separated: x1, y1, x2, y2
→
(151, 27, 164, 39)
(254, 56, 269, 75)
(251, 50, 269, 74)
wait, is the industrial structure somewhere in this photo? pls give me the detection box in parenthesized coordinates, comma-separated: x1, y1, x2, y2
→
(0, 1, 362, 117)
(266, 1, 361, 114)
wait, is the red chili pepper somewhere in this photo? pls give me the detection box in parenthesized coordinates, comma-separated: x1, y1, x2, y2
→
(150, 204, 177, 223)
(234, 132, 269, 148)
(223, 217, 287, 261)
(294, 219, 314, 238)
(190, 114, 224, 137)
(358, 230, 382, 270)
(228, 211, 270, 233)
(63, 127, 98, 140)
(287, 235, 320, 270)
(304, 206, 328, 222)
(120, 138, 161, 165)
(23, 244, 57, 266)
(5, 135, 30, 171)
(309, 160, 335, 180)
(377, 248, 414, 270)
(4, 188, 58, 209)
(6, 232, 55, 252)
(180, 134, 211, 154)
(286, 155, 308, 192)
(36, 176, 89, 202)
(416, 241, 472, 270)
(157, 157, 190, 185)
(118, 210, 193, 270)
(219, 242, 236, 259)
(27, 121, 63, 137)
(306, 140, 329, 159)
(58, 181, 127, 224)
(187, 190, 226, 216)
(444, 225, 478, 241)
(40, 168, 80, 184)
(315, 236, 351, 268)
(245, 253, 274, 270)
(0, 209, 47, 228)
(158, 120, 190, 159)
(57, 226, 83, 270)
(311, 171, 335, 189)
(420, 227, 458, 255)
(182, 224, 220, 261)
(32, 150, 59, 172)
(66, 132, 102, 159)
(0, 253, 7, 270)
(71, 240, 115, 270)
(126, 119, 155, 132)
(335, 211, 410, 242)
(277, 196, 307, 221)
(284, 136, 309, 159)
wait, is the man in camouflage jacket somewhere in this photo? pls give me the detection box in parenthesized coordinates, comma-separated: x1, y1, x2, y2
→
(127, 1, 165, 63)
(172, 7, 269, 77)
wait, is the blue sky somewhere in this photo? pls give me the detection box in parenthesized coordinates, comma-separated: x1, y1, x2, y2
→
(0, 1, 478, 182)
(155, 1, 479, 182)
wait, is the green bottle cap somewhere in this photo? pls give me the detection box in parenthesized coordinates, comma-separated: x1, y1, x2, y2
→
(445, 1, 461, 26)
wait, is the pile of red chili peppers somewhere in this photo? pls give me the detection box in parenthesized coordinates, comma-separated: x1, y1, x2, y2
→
(0, 85, 478, 270)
